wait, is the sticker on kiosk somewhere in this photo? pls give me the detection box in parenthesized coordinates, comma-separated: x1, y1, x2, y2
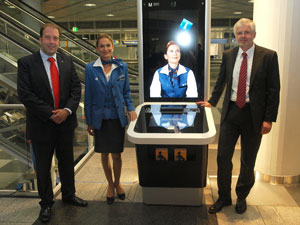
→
(174, 148, 187, 161)
(155, 148, 168, 161)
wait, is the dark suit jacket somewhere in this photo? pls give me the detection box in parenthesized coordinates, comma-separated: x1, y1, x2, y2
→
(209, 45, 280, 133)
(17, 51, 81, 142)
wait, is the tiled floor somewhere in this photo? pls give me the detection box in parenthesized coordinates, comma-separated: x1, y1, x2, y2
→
(1, 146, 300, 225)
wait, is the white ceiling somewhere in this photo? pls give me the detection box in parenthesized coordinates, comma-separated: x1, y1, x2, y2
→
(40, 0, 253, 22)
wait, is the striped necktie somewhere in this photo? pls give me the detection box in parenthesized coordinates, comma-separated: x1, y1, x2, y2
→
(236, 52, 247, 108)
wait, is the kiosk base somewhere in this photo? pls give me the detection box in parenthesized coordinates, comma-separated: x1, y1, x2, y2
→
(142, 187, 203, 206)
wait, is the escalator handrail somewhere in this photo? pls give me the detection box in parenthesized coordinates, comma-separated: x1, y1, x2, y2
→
(5, 0, 99, 57)
(3, 0, 139, 75)
(0, 11, 91, 68)
(0, 26, 87, 72)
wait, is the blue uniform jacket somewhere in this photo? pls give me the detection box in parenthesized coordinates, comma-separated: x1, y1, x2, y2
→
(84, 58, 134, 129)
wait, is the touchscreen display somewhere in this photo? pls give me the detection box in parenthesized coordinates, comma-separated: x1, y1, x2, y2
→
(142, 0, 206, 102)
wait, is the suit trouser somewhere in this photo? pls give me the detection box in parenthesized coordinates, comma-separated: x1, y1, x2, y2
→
(217, 102, 262, 200)
(32, 126, 75, 208)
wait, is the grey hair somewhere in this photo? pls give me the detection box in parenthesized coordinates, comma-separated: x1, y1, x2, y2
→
(233, 18, 256, 34)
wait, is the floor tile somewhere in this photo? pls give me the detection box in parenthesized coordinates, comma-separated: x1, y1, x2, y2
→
(285, 184, 300, 206)
(257, 206, 285, 225)
(275, 206, 300, 225)
(216, 205, 265, 225)
(209, 177, 298, 206)
(0, 198, 40, 223)
(249, 180, 298, 206)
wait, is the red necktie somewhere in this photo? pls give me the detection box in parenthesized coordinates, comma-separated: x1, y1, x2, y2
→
(236, 52, 247, 108)
(48, 57, 60, 109)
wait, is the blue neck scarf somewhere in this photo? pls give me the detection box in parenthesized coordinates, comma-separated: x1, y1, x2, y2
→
(101, 57, 118, 65)
(168, 65, 179, 86)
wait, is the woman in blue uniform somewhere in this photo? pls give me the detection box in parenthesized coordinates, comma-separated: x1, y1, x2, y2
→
(150, 41, 198, 98)
(84, 33, 137, 204)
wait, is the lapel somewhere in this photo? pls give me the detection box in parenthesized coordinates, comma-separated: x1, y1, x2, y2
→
(34, 52, 52, 96)
(110, 65, 122, 84)
(228, 47, 239, 85)
(250, 45, 263, 87)
(56, 53, 65, 92)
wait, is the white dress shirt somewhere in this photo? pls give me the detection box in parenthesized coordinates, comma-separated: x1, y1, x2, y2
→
(231, 44, 255, 102)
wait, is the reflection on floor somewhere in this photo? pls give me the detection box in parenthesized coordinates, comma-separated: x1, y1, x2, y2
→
(1, 146, 300, 225)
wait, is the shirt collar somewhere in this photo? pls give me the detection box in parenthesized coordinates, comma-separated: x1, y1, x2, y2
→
(93, 57, 118, 70)
(238, 44, 255, 58)
(40, 49, 57, 62)
(161, 64, 187, 75)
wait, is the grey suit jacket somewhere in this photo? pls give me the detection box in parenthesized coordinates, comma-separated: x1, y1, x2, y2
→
(17, 51, 81, 142)
(209, 45, 280, 133)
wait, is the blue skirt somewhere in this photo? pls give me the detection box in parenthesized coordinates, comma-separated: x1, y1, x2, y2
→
(94, 119, 125, 153)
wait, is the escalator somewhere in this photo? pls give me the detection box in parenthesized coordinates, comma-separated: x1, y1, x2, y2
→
(0, 0, 138, 190)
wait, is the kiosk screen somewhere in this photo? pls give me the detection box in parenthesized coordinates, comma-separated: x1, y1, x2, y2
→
(142, 0, 206, 102)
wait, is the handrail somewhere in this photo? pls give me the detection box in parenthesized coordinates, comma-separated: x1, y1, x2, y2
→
(0, 104, 24, 109)
(5, 0, 99, 57)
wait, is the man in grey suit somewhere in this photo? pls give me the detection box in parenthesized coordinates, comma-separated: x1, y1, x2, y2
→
(197, 18, 280, 214)
(17, 23, 87, 223)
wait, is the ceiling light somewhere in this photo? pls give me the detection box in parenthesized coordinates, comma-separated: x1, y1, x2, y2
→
(106, 14, 115, 17)
(248, 0, 254, 3)
(8, 5, 15, 8)
(233, 11, 242, 15)
(84, 3, 96, 7)
(48, 16, 55, 19)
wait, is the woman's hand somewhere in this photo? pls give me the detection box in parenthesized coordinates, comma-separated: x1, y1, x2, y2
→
(128, 111, 137, 121)
(87, 125, 95, 136)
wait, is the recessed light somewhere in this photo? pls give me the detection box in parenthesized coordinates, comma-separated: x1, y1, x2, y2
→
(233, 11, 242, 15)
(48, 15, 55, 19)
(84, 3, 96, 7)
(106, 14, 114, 17)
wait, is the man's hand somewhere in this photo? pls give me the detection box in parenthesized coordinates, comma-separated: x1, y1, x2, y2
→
(128, 110, 137, 121)
(51, 109, 70, 124)
(261, 121, 272, 134)
(87, 125, 95, 136)
(195, 101, 212, 107)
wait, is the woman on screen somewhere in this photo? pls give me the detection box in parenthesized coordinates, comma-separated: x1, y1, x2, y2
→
(150, 41, 198, 98)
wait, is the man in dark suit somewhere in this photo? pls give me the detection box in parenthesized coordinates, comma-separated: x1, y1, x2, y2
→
(197, 18, 280, 214)
(17, 23, 87, 223)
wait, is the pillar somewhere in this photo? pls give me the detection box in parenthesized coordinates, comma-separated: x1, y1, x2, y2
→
(254, 0, 300, 184)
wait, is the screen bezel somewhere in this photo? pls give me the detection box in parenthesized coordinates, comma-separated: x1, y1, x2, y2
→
(138, 0, 210, 103)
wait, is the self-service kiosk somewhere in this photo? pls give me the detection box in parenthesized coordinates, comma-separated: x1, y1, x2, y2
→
(127, 0, 215, 205)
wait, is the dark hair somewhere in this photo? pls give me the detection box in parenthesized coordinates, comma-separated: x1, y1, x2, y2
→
(40, 23, 62, 38)
(96, 33, 114, 48)
(166, 41, 180, 53)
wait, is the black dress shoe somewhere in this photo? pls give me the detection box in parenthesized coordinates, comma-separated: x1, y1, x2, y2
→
(62, 196, 88, 207)
(39, 207, 51, 223)
(117, 192, 125, 200)
(236, 198, 247, 214)
(209, 199, 232, 214)
(106, 196, 115, 205)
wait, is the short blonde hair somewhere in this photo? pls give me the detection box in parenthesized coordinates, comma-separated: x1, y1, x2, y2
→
(233, 18, 256, 35)
(96, 33, 113, 48)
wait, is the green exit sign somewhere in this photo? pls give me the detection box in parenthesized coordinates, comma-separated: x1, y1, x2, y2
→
(72, 26, 78, 32)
